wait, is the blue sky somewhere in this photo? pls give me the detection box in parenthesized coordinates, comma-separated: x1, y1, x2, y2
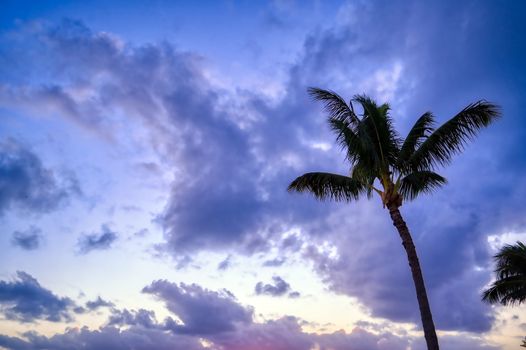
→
(1, 1, 526, 349)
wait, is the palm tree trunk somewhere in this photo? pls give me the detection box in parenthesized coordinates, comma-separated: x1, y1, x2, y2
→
(387, 204, 439, 350)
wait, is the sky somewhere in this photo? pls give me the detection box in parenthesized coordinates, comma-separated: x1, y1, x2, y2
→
(0, 0, 526, 349)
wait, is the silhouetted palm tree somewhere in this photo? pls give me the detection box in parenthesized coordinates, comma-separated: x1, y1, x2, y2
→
(288, 88, 500, 350)
(482, 242, 526, 305)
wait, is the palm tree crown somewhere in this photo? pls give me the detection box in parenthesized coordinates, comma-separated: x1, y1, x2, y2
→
(288, 88, 500, 350)
(482, 242, 526, 305)
(289, 88, 500, 207)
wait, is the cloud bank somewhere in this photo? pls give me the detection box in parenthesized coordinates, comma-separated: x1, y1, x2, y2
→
(0, 271, 75, 323)
(0, 278, 498, 350)
(1, 0, 525, 336)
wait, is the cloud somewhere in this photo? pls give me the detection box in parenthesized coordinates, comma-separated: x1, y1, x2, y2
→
(142, 280, 253, 335)
(0, 271, 75, 323)
(77, 224, 118, 254)
(255, 276, 299, 298)
(217, 254, 233, 270)
(11, 226, 43, 250)
(0, 321, 498, 350)
(262, 257, 287, 267)
(289, 291, 301, 298)
(2, 2, 526, 336)
(0, 139, 80, 216)
(108, 308, 160, 329)
(0, 326, 206, 350)
(0, 279, 499, 350)
(173, 255, 194, 270)
(85, 296, 114, 311)
(0, 18, 334, 257)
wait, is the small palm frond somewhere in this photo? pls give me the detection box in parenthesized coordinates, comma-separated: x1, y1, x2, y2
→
(308, 87, 360, 127)
(398, 171, 447, 200)
(308, 88, 380, 171)
(482, 242, 526, 305)
(351, 161, 378, 199)
(353, 95, 401, 170)
(328, 117, 364, 166)
(482, 275, 526, 305)
(495, 242, 526, 277)
(398, 112, 435, 168)
(410, 101, 501, 170)
(288, 172, 365, 202)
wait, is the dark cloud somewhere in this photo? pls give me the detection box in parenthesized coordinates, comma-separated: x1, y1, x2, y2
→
(77, 224, 118, 254)
(0, 139, 80, 216)
(108, 308, 160, 329)
(142, 280, 253, 335)
(85, 296, 114, 311)
(255, 276, 299, 298)
(0, 271, 74, 322)
(11, 226, 42, 250)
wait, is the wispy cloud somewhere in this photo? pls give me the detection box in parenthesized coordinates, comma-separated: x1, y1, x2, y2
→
(77, 224, 118, 254)
(11, 226, 43, 251)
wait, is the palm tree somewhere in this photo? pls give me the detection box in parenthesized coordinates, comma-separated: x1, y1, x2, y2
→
(482, 242, 526, 348)
(482, 242, 526, 305)
(288, 88, 500, 350)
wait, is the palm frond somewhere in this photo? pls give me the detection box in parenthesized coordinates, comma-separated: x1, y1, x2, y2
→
(410, 101, 501, 170)
(482, 242, 526, 305)
(308, 88, 374, 168)
(308, 87, 360, 127)
(495, 242, 526, 277)
(398, 112, 435, 168)
(308, 88, 383, 173)
(351, 161, 378, 199)
(399, 171, 447, 200)
(353, 118, 382, 173)
(482, 275, 526, 305)
(353, 95, 401, 171)
(328, 117, 364, 166)
(288, 172, 365, 202)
